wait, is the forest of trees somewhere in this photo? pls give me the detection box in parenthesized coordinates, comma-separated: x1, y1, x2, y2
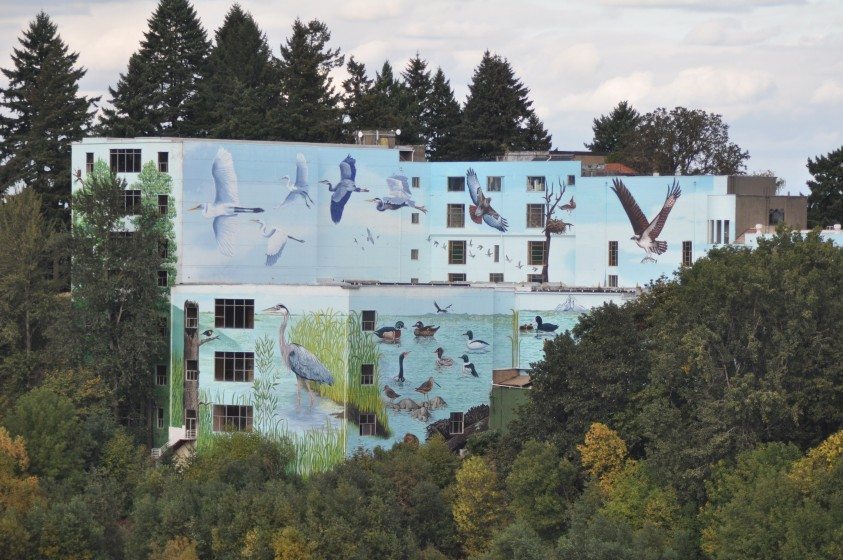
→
(1, 1, 842, 558)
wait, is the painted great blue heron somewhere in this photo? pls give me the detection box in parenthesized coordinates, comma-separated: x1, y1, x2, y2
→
(250, 219, 304, 266)
(277, 152, 314, 209)
(319, 155, 369, 224)
(188, 148, 264, 256)
(263, 303, 334, 409)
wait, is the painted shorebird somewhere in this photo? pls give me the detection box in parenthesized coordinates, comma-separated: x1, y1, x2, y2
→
(414, 376, 441, 402)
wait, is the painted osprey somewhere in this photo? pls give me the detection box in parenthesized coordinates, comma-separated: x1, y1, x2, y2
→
(610, 178, 681, 263)
(466, 169, 508, 232)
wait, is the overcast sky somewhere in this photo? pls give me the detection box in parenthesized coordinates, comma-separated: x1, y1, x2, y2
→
(1, 0, 841, 192)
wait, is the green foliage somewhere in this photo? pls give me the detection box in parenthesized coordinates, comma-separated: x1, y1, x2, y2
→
(0, 12, 96, 222)
(585, 100, 642, 154)
(3, 388, 87, 483)
(192, 4, 280, 139)
(475, 519, 554, 560)
(426, 67, 463, 161)
(274, 19, 344, 142)
(453, 456, 508, 556)
(454, 51, 550, 161)
(806, 145, 843, 227)
(99, 0, 210, 136)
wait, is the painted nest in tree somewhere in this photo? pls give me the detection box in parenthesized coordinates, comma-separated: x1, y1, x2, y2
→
(544, 219, 573, 234)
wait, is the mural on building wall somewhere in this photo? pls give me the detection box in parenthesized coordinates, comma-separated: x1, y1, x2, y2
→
(367, 173, 427, 213)
(251, 219, 305, 266)
(277, 152, 314, 209)
(610, 178, 682, 263)
(320, 155, 370, 224)
(467, 168, 509, 232)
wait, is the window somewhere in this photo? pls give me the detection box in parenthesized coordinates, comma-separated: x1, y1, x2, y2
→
(447, 204, 465, 228)
(450, 412, 465, 434)
(682, 241, 692, 267)
(608, 274, 618, 287)
(212, 404, 253, 432)
(449, 240, 466, 264)
(527, 274, 543, 283)
(156, 364, 167, 386)
(709, 220, 724, 244)
(110, 148, 142, 173)
(494, 245, 500, 263)
(769, 208, 784, 225)
(447, 176, 465, 191)
(185, 302, 198, 329)
(526, 204, 545, 228)
(157, 151, 169, 173)
(361, 310, 376, 331)
(158, 317, 168, 338)
(608, 241, 618, 267)
(360, 364, 374, 386)
(723, 220, 730, 244)
(487, 176, 502, 192)
(156, 407, 165, 429)
(214, 351, 254, 382)
(158, 239, 169, 259)
(489, 273, 504, 283)
(85, 152, 94, 173)
(410, 249, 419, 260)
(359, 413, 376, 436)
(157, 270, 168, 287)
(186, 360, 198, 381)
(411, 177, 420, 189)
(528, 241, 547, 266)
(185, 409, 197, 438)
(411, 212, 420, 224)
(158, 194, 169, 215)
(527, 176, 546, 192)
(214, 299, 254, 329)
(567, 175, 576, 186)
(410, 277, 419, 284)
(716, 220, 722, 244)
(122, 190, 142, 214)
(449, 273, 467, 282)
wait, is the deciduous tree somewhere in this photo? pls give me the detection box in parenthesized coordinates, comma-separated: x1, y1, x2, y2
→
(452, 456, 506, 556)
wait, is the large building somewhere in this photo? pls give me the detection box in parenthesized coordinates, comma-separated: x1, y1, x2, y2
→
(71, 137, 807, 472)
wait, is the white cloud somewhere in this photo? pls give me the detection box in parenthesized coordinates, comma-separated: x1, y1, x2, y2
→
(685, 18, 778, 45)
(338, 0, 408, 21)
(599, 0, 804, 10)
(664, 66, 776, 105)
(810, 80, 843, 105)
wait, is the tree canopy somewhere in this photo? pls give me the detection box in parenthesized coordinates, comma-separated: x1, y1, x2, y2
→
(806, 145, 843, 228)
(585, 100, 642, 154)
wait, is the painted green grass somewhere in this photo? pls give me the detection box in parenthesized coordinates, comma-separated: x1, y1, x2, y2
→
(170, 349, 184, 427)
(262, 418, 344, 477)
(508, 309, 521, 368)
(253, 334, 280, 429)
(345, 312, 388, 432)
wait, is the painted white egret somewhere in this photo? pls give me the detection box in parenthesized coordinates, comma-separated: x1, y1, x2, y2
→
(277, 152, 314, 209)
(367, 173, 427, 213)
(188, 148, 264, 256)
(250, 219, 304, 266)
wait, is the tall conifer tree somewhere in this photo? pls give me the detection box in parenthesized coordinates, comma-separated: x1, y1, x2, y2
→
(274, 19, 344, 142)
(98, 0, 209, 136)
(400, 54, 433, 146)
(0, 12, 96, 223)
(426, 67, 462, 161)
(455, 51, 550, 160)
(192, 4, 280, 139)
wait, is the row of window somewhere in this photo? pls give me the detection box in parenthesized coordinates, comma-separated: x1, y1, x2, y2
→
(708, 220, 731, 245)
(609, 240, 693, 267)
(446, 240, 546, 266)
(119, 190, 169, 215)
(85, 149, 169, 174)
(445, 203, 563, 229)
(446, 175, 575, 192)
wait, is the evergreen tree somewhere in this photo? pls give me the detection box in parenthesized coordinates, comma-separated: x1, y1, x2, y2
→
(0, 12, 96, 223)
(806, 145, 843, 227)
(454, 51, 550, 160)
(192, 4, 280, 139)
(342, 56, 374, 136)
(400, 54, 433, 146)
(98, 0, 209, 136)
(522, 113, 552, 151)
(341, 60, 409, 140)
(426, 67, 462, 161)
(585, 100, 642, 154)
(274, 19, 344, 142)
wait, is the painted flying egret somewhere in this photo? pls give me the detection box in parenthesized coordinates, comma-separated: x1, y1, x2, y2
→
(263, 303, 334, 409)
(367, 173, 427, 213)
(277, 152, 314, 209)
(188, 148, 264, 256)
(319, 155, 369, 224)
(250, 219, 304, 266)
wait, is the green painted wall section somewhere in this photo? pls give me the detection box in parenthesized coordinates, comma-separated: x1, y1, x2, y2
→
(489, 385, 530, 434)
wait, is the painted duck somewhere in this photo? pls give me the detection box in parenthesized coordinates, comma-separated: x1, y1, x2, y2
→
(462, 330, 490, 352)
(433, 347, 454, 367)
(392, 351, 410, 383)
(412, 321, 440, 337)
(374, 321, 404, 342)
(518, 323, 534, 332)
(459, 354, 480, 377)
(535, 316, 559, 334)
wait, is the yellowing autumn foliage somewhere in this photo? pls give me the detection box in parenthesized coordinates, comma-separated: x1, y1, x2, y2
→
(452, 456, 506, 557)
(149, 536, 199, 560)
(788, 429, 843, 493)
(272, 527, 314, 560)
(0, 426, 41, 513)
(577, 422, 632, 493)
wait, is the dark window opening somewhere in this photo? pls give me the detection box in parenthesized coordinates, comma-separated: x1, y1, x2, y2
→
(214, 299, 254, 329)
(214, 351, 255, 382)
(110, 148, 142, 173)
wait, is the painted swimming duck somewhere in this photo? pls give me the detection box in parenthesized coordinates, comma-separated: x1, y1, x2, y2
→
(374, 321, 405, 342)
(458, 354, 479, 377)
(518, 323, 534, 332)
(462, 330, 490, 352)
(433, 347, 454, 367)
(412, 321, 440, 337)
(392, 351, 410, 383)
(535, 316, 558, 333)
